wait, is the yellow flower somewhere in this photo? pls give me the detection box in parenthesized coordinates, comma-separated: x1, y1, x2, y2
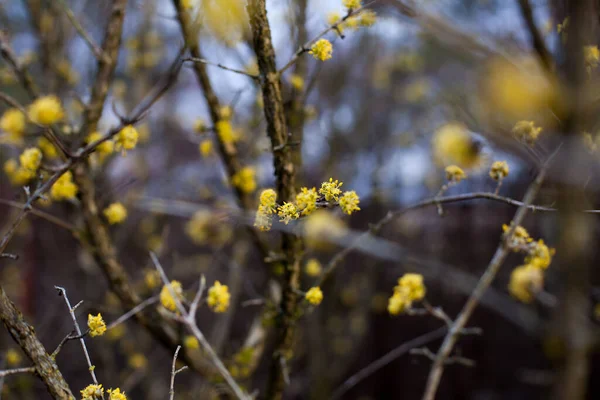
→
(432, 122, 480, 169)
(305, 286, 323, 305)
(509, 264, 543, 303)
(107, 388, 127, 400)
(184, 335, 200, 350)
(80, 383, 104, 400)
(50, 171, 78, 200)
(219, 105, 233, 120)
(387, 292, 409, 315)
(0, 108, 26, 139)
(38, 137, 59, 159)
(489, 161, 509, 181)
(502, 223, 532, 249)
(396, 273, 426, 301)
(103, 202, 127, 225)
(28, 95, 64, 125)
(328, 12, 343, 34)
(144, 269, 160, 290)
(319, 178, 343, 201)
(114, 125, 139, 154)
(445, 165, 466, 183)
(338, 190, 360, 215)
(4, 159, 35, 186)
(87, 132, 114, 161)
(525, 239, 554, 270)
(288, 74, 305, 91)
(343, 0, 362, 9)
(199, 139, 213, 156)
(304, 210, 347, 248)
(305, 258, 322, 277)
(87, 313, 107, 337)
(584, 45, 600, 71)
(186, 210, 232, 245)
(231, 166, 257, 193)
(193, 118, 207, 133)
(207, 281, 231, 313)
(277, 202, 300, 225)
(512, 120, 542, 144)
(309, 39, 333, 61)
(160, 280, 184, 312)
(128, 353, 148, 369)
(358, 10, 377, 26)
(216, 120, 240, 144)
(19, 147, 42, 172)
(5, 349, 21, 366)
(259, 188, 278, 214)
(295, 187, 318, 216)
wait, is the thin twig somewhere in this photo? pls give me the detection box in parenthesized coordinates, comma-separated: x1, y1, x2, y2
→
(278, 3, 374, 75)
(150, 253, 249, 400)
(169, 345, 185, 400)
(0, 366, 35, 377)
(331, 327, 447, 400)
(54, 286, 98, 384)
(0, 198, 78, 233)
(105, 296, 159, 330)
(56, 0, 104, 60)
(184, 57, 258, 79)
(516, 0, 553, 71)
(421, 146, 561, 400)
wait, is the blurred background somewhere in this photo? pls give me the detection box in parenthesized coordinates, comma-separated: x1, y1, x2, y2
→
(1, 0, 600, 399)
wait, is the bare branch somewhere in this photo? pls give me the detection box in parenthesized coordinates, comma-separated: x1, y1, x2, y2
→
(56, 0, 105, 61)
(184, 57, 259, 79)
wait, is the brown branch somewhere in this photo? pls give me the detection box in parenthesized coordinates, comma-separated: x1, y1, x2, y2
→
(516, 0, 553, 71)
(247, 1, 302, 398)
(421, 148, 559, 400)
(0, 366, 35, 378)
(56, 0, 104, 61)
(0, 31, 39, 97)
(183, 57, 259, 79)
(0, 287, 74, 399)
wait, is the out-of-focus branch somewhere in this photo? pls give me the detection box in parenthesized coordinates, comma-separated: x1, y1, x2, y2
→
(516, 0, 553, 71)
(0, 287, 75, 400)
(56, 0, 104, 61)
(0, 31, 39, 97)
(184, 57, 259, 79)
(0, 366, 35, 378)
(421, 148, 559, 400)
(247, 1, 303, 398)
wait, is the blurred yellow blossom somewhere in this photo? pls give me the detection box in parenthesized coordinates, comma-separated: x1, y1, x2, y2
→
(0, 108, 26, 142)
(445, 165, 466, 183)
(388, 273, 426, 315)
(114, 125, 139, 155)
(184, 335, 199, 350)
(305, 258, 322, 277)
(509, 264, 543, 303)
(216, 120, 240, 144)
(5, 349, 21, 366)
(489, 161, 509, 181)
(305, 286, 323, 305)
(103, 202, 127, 225)
(199, 139, 213, 156)
(432, 122, 481, 169)
(338, 190, 360, 215)
(87, 132, 115, 161)
(512, 120, 542, 144)
(288, 74, 305, 91)
(28, 95, 64, 125)
(231, 166, 256, 193)
(584, 45, 600, 72)
(19, 147, 42, 173)
(38, 137, 59, 159)
(208, 281, 231, 313)
(160, 280, 183, 312)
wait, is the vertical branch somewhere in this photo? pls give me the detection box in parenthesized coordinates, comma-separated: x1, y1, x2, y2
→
(516, 0, 553, 71)
(0, 287, 74, 400)
(246, 1, 302, 398)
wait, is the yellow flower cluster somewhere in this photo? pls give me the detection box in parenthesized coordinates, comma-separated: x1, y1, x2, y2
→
(231, 166, 257, 193)
(87, 313, 107, 337)
(0, 108, 25, 143)
(309, 39, 333, 61)
(184, 335, 199, 350)
(216, 120, 241, 144)
(489, 160, 509, 181)
(503, 224, 555, 303)
(305, 258, 322, 277)
(4, 147, 44, 185)
(512, 120, 542, 144)
(38, 137, 59, 159)
(432, 122, 481, 169)
(103, 202, 127, 225)
(199, 139, 213, 156)
(255, 179, 360, 232)
(107, 388, 127, 400)
(343, 0, 362, 9)
(338, 190, 360, 215)
(387, 273, 426, 315)
(5, 349, 21, 366)
(50, 171, 78, 200)
(305, 286, 323, 305)
(160, 280, 184, 312)
(87, 132, 115, 162)
(28, 95, 64, 125)
(81, 383, 104, 400)
(444, 165, 466, 183)
(207, 281, 230, 313)
(114, 125, 139, 155)
(295, 187, 319, 216)
(288, 74, 305, 91)
(185, 210, 232, 246)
